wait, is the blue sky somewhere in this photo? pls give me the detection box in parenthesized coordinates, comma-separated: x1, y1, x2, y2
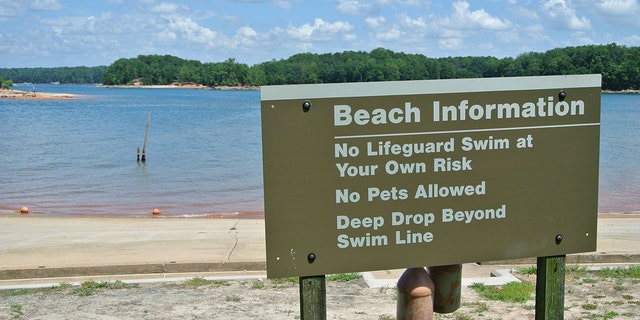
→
(1, 0, 639, 67)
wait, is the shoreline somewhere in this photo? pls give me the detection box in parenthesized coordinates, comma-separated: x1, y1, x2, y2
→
(1, 208, 638, 219)
(97, 83, 260, 90)
(3, 85, 636, 99)
(0, 83, 259, 100)
(0, 88, 79, 100)
(0, 208, 265, 219)
(602, 89, 640, 94)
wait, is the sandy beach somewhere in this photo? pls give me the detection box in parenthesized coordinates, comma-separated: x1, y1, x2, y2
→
(1, 213, 638, 276)
(0, 88, 77, 100)
(0, 215, 265, 273)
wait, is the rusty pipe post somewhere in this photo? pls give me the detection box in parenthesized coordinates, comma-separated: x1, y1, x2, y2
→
(428, 264, 462, 314)
(397, 267, 435, 320)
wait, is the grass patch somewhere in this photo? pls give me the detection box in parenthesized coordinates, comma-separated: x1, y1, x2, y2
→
(251, 280, 265, 289)
(601, 311, 619, 319)
(327, 273, 361, 282)
(613, 278, 627, 291)
(52, 282, 72, 291)
(70, 280, 137, 296)
(1, 289, 39, 297)
(463, 301, 488, 315)
(10, 304, 23, 319)
(0, 281, 124, 298)
(470, 281, 534, 303)
(566, 265, 590, 279)
(180, 277, 229, 287)
(514, 266, 537, 275)
(181, 277, 211, 287)
(71, 281, 108, 296)
(272, 276, 298, 284)
(80, 280, 110, 289)
(597, 265, 640, 279)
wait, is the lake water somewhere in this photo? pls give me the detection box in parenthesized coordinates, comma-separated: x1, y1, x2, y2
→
(0, 84, 638, 217)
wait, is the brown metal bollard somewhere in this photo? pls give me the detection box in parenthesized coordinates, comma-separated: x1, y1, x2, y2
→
(397, 267, 435, 320)
(428, 264, 462, 313)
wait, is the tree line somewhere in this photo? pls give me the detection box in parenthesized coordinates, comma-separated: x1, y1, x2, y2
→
(1, 43, 639, 91)
(0, 66, 105, 86)
(251, 43, 639, 90)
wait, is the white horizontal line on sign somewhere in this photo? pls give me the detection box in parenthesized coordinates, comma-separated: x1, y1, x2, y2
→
(261, 75, 601, 101)
(334, 122, 600, 140)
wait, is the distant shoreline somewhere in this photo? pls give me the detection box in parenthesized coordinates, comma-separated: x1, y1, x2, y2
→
(97, 84, 260, 91)
(2, 84, 636, 101)
(602, 89, 640, 94)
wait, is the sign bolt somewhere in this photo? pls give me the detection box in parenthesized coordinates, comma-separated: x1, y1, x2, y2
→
(558, 90, 567, 101)
(307, 253, 316, 264)
(302, 100, 312, 112)
(555, 234, 563, 245)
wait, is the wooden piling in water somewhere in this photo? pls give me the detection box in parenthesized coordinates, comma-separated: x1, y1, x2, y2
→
(140, 111, 151, 162)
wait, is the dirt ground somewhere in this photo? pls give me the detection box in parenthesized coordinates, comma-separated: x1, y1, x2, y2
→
(1, 269, 638, 320)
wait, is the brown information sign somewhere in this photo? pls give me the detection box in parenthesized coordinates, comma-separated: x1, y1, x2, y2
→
(261, 75, 601, 278)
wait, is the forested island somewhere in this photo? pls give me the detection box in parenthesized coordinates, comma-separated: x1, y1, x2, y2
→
(1, 43, 638, 91)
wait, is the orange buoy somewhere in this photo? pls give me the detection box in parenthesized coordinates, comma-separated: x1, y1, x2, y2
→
(20, 206, 29, 214)
(152, 208, 161, 215)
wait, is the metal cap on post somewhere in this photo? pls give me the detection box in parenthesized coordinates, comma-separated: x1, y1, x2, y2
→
(397, 267, 435, 320)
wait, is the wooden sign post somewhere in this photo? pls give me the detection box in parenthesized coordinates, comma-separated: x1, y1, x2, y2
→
(536, 255, 566, 320)
(300, 275, 327, 320)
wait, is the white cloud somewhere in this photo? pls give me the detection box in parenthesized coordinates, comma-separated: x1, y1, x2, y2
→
(365, 16, 386, 29)
(337, 0, 423, 15)
(542, 0, 591, 30)
(375, 27, 402, 41)
(570, 31, 595, 45)
(231, 0, 298, 7)
(286, 18, 354, 41)
(233, 26, 258, 47)
(496, 30, 519, 43)
(595, 0, 640, 27)
(522, 24, 551, 43)
(449, 1, 512, 31)
(166, 17, 221, 46)
(151, 2, 187, 14)
(0, 0, 24, 20)
(439, 38, 463, 50)
(337, 0, 375, 15)
(30, 0, 61, 10)
(597, 0, 639, 15)
(237, 26, 257, 38)
(273, 0, 298, 9)
(624, 34, 640, 45)
(400, 15, 427, 29)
